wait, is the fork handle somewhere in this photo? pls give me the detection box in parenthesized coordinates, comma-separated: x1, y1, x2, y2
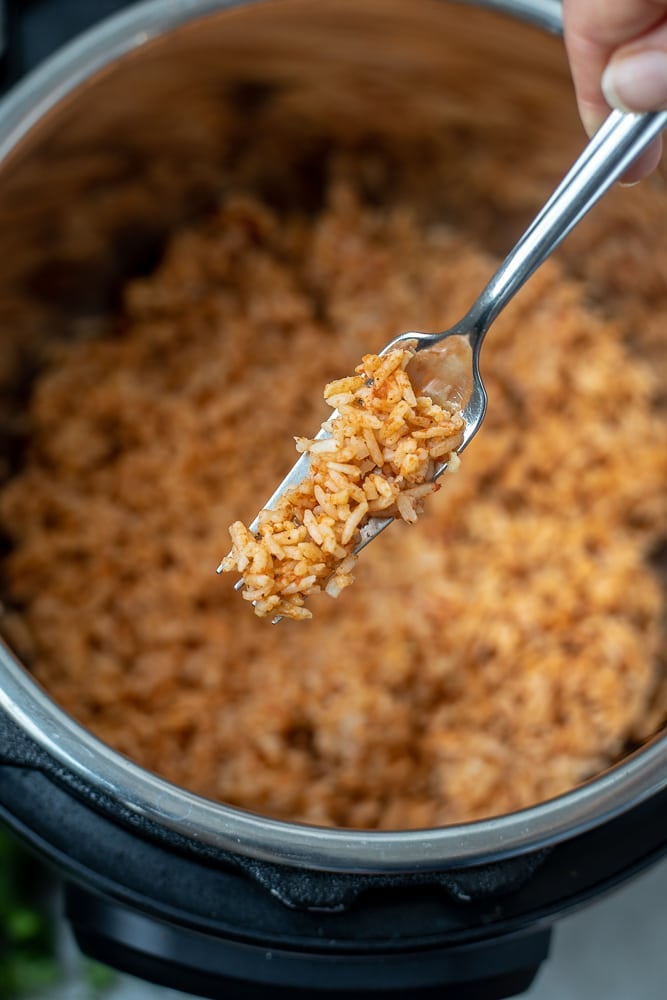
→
(469, 109, 667, 339)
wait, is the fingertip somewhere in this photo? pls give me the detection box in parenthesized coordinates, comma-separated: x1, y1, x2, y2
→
(581, 107, 606, 139)
(602, 50, 667, 114)
(618, 135, 664, 185)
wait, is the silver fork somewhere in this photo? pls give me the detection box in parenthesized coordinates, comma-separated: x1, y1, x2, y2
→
(222, 108, 666, 595)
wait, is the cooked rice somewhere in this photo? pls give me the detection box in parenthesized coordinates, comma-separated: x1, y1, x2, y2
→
(0, 173, 665, 829)
(220, 348, 464, 619)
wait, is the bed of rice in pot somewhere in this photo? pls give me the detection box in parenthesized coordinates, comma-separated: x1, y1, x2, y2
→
(0, 174, 666, 829)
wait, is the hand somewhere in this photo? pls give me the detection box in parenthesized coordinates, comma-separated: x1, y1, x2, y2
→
(563, 0, 667, 181)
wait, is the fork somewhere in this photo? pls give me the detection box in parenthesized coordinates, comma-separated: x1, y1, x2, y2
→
(222, 108, 667, 597)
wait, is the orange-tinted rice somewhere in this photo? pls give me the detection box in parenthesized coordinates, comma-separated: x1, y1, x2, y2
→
(0, 176, 665, 829)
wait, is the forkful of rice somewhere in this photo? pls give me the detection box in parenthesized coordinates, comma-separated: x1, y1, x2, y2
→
(218, 109, 667, 621)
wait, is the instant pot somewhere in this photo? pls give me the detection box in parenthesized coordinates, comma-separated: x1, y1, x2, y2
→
(0, 1, 666, 997)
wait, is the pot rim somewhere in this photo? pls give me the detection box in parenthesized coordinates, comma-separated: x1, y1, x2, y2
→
(1, 0, 666, 875)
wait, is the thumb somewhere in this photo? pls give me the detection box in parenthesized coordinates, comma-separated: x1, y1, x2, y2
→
(602, 24, 667, 111)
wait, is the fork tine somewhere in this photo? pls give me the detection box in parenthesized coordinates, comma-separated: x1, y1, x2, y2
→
(218, 415, 335, 584)
(246, 449, 313, 534)
(226, 515, 394, 612)
(356, 514, 393, 551)
(263, 515, 393, 623)
(226, 496, 392, 593)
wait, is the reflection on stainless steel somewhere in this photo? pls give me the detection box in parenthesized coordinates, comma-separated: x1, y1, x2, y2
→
(408, 335, 474, 409)
(0, 0, 666, 872)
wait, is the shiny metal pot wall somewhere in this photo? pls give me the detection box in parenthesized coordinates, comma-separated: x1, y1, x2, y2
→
(0, 0, 665, 876)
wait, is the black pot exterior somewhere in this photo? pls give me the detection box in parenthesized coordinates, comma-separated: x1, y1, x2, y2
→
(2, 710, 667, 997)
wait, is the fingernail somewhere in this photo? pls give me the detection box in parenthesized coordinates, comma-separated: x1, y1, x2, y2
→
(581, 108, 605, 138)
(602, 50, 667, 112)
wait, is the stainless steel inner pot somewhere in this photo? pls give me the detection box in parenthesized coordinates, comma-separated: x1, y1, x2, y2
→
(0, 0, 665, 876)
